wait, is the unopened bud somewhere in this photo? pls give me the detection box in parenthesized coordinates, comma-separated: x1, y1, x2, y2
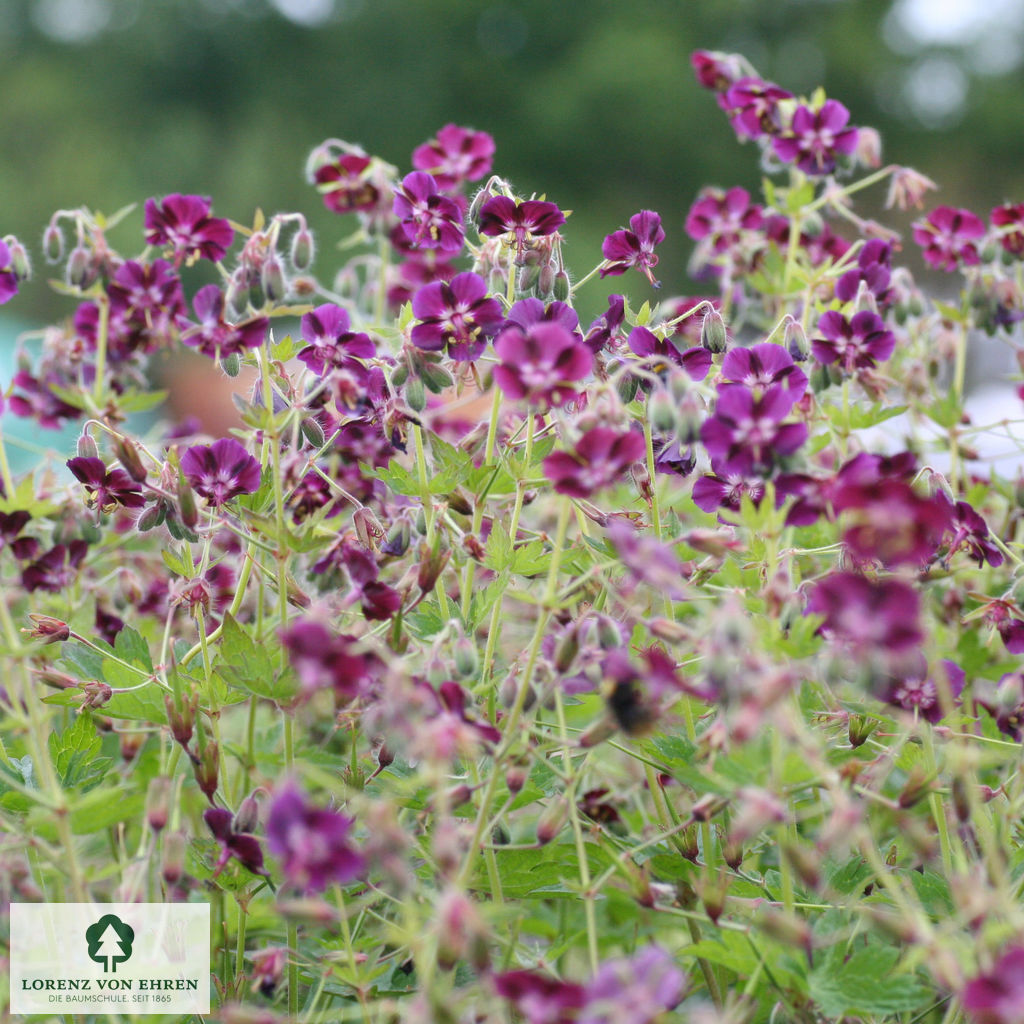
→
(112, 437, 147, 483)
(898, 765, 934, 808)
(353, 506, 385, 549)
(136, 502, 166, 532)
(261, 256, 287, 303)
(6, 238, 30, 281)
(505, 760, 529, 794)
(700, 309, 728, 353)
(221, 351, 241, 377)
(690, 793, 727, 823)
(847, 713, 877, 748)
(234, 793, 260, 834)
(453, 637, 479, 679)
(757, 906, 812, 952)
(517, 262, 540, 293)
(553, 270, 571, 302)
(647, 387, 678, 434)
(579, 715, 618, 748)
(616, 371, 639, 404)
(165, 692, 196, 748)
(700, 870, 730, 924)
(43, 223, 65, 264)
(146, 777, 172, 832)
(26, 614, 70, 644)
(784, 320, 810, 362)
(161, 830, 187, 884)
(416, 541, 450, 596)
(405, 376, 426, 413)
(177, 475, 199, 529)
(66, 246, 92, 289)
(537, 263, 555, 297)
(810, 361, 834, 394)
(300, 416, 325, 449)
(856, 126, 882, 168)
(553, 623, 580, 673)
(290, 228, 315, 270)
(193, 740, 219, 801)
(536, 796, 568, 845)
(76, 432, 99, 459)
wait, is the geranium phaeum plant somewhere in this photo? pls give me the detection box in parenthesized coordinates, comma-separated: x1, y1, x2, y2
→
(4, 47, 1024, 1024)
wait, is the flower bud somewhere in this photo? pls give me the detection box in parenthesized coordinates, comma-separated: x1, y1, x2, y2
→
(381, 517, 411, 557)
(855, 126, 882, 168)
(193, 739, 219, 801)
(161, 830, 187, 884)
(112, 437, 147, 483)
(553, 270, 571, 302)
(616, 371, 639, 404)
(221, 351, 241, 377)
(146, 777, 172, 832)
(165, 692, 196, 749)
(847, 713, 877, 748)
(76, 431, 99, 459)
(700, 870, 730, 924)
(537, 263, 555, 297)
(579, 714, 618, 748)
(300, 416, 325, 449)
(136, 502, 165, 532)
(405, 376, 426, 413)
(6, 237, 30, 281)
(536, 796, 568, 845)
(66, 245, 92, 288)
(756, 906, 812, 953)
(517, 262, 540, 294)
(810, 362, 833, 394)
(233, 792, 261, 834)
(261, 256, 287, 303)
(647, 387, 678, 434)
(43, 223, 65, 264)
(784, 320, 810, 362)
(898, 765, 934, 808)
(177, 475, 199, 529)
(553, 624, 580, 674)
(26, 614, 70, 644)
(453, 636, 479, 680)
(700, 309, 728, 353)
(505, 760, 529, 794)
(81, 681, 113, 710)
(416, 541, 450, 596)
(290, 228, 315, 271)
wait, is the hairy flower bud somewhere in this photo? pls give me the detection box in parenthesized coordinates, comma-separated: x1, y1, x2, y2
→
(700, 308, 728, 353)
(66, 245, 92, 289)
(165, 692, 196, 749)
(300, 416, 325, 449)
(405, 376, 426, 413)
(194, 740, 219, 801)
(6, 237, 30, 281)
(553, 270, 571, 302)
(43, 223, 65, 264)
(536, 796, 568, 845)
(784, 319, 810, 362)
(112, 437, 147, 483)
(453, 637, 479, 679)
(648, 387, 678, 434)
(76, 432, 99, 460)
(261, 255, 287, 303)
(233, 792, 261, 834)
(26, 614, 70, 644)
(221, 351, 241, 377)
(290, 228, 315, 270)
(146, 777, 172, 832)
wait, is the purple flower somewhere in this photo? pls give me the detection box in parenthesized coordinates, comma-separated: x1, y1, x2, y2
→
(180, 438, 262, 506)
(8, 369, 85, 429)
(281, 618, 377, 702)
(392, 171, 464, 253)
(266, 781, 365, 893)
(936, 492, 1004, 567)
(411, 271, 504, 361)
(0, 239, 18, 304)
(297, 303, 376, 376)
(494, 970, 587, 1024)
(506, 297, 582, 339)
(700, 384, 807, 474)
(581, 946, 686, 1024)
(182, 285, 268, 359)
(723, 77, 793, 138)
(881, 658, 965, 723)
(204, 807, 269, 880)
(913, 206, 986, 271)
(835, 238, 895, 306)
(583, 295, 625, 354)
(719, 342, 808, 404)
(812, 310, 896, 372)
(314, 153, 381, 214)
(806, 571, 923, 652)
(22, 541, 89, 593)
(627, 326, 712, 380)
(67, 457, 146, 513)
(962, 946, 1024, 1023)
(411, 123, 495, 190)
(991, 203, 1024, 257)
(543, 427, 646, 498)
(493, 321, 593, 406)
(692, 464, 767, 514)
(685, 186, 763, 251)
(144, 193, 234, 264)
(478, 195, 565, 260)
(690, 49, 744, 92)
(601, 211, 665, 287)
(772, 100, 859, 175)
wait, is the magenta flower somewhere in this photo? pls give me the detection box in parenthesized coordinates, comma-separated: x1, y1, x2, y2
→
(8, 369, 86, 429)
(601, 211, 665, 287)
(297, 303, 376, 376)
(180, 438, 262, 506)
(583, 294, 625, 353)
(506, 297, 582, 339)
(412, 123, 495, 190)
(812, 310, 896, 372)
(723, 77, 793, 138)
(144, 193, 234, 264)
(204, 807, 269, 880)
(627, 326, 712, 380)
(411, 271, 504, 361)
(806, 571, 923, 652)
(392, 171, 464, 253)
(700, 384, 807, 474)
(913, 206, 986, 271)
(772, 100, 859, 175)
(493, 321, 593, 406)
(991, 203, 1024, 257)
(719, 342, 808, 405)
(881, 658, 965, 723)
(314, 153, 381, 214)
(0, 239, 18, 304)
(690, 49, 744, 92)
(543, 427, 645, 498)
(266, 781, 365, 893)
(182, 284, 268, 359)
(67, 457, 146, 513)
(281, 618, 377, 702)
(693, 464, 767, 514)
(22, 541, 89, 593)
(833, 477, 951, 568)
(935, 492, 1004, 567)
(962, 946, 1024, 1023)
(494, 970, 586, 1024)
(835, 238, 895, 306)
(684, 186, 763, 252)
(581, 946, 686, 1024)
(478, 195, 565, 260)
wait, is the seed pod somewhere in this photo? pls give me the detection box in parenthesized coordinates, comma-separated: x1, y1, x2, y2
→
(847, 714, 877, 748)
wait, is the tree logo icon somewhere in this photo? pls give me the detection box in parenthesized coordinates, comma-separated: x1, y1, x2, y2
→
(85, 914, 135, 973)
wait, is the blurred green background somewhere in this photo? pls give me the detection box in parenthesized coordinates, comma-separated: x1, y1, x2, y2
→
(2, 0, 1024, 324)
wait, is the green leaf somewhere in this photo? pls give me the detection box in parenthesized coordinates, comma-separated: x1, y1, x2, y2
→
(214, 612, 298, 703)
(115, 389, 168, 413)
(923, 391, 962, 429)
(809, 944, 930, 1017)
(48, 713, 110, 791)
(484, 519, 513, 571)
